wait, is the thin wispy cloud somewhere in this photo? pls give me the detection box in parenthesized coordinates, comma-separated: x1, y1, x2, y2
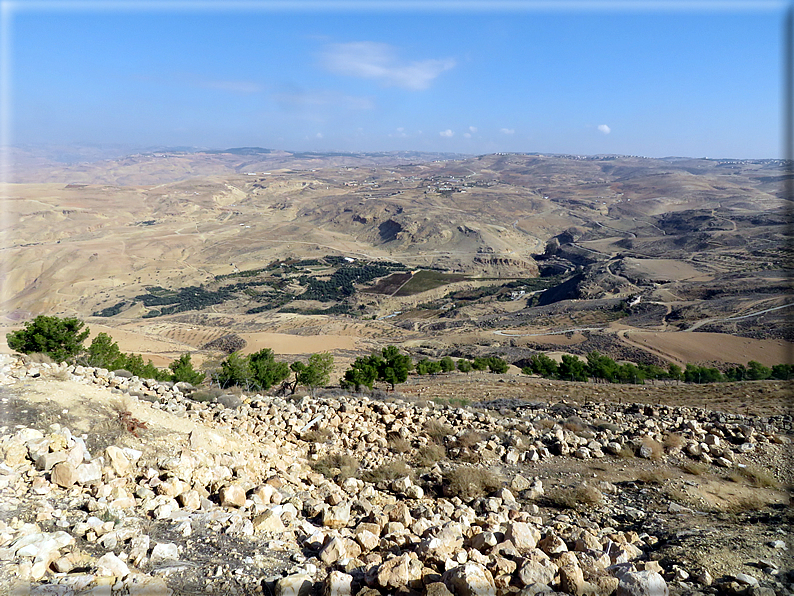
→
(439, 129, 454, 137)
(598, 124, 611, 134)
(322, 42, 455, 91)
(500, 128, 515, 135)
(273, 89, 374, 111)
(196, 79, 263, 94)
(469, 126, 477, 133)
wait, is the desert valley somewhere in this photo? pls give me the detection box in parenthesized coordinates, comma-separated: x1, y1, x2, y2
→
(0, 147, 791, 596)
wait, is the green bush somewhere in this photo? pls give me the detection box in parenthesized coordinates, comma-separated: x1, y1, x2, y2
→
(558, 354, 588, 382)
(341, 346, 411, 391)
(524, 353, 559, 378)
(169, 353, 206, 385)
(456, 359, 472, 374)
(7, 316, 89, 363)
(439, 356, 456, 373)
(471, 357, 489, 371)
(487, 356, 509, 374)
(80, 332, 123, 369)
(291, 352, 334, 396)
(215, 349, 290, 391)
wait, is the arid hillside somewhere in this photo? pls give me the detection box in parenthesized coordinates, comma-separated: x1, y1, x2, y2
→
(3, 150, 791, 370)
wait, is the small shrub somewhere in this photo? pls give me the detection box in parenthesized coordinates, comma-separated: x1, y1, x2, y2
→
(562, 419, 585, 433)
(680, 461, 708, 476)
(387, 436, 411, 454)
(534, 418, 557, 431)
(361, 460, 413, 484)
(311, 453, 360, 482)
(303, 428, 333, 443)
(424, 420, 454, 442)
(547, 483, 603, 510)
(191, 387, 224, 403)
(414, 443, 446, 467)
(456, 430, 484, 449)
(443, 466, 501, 501)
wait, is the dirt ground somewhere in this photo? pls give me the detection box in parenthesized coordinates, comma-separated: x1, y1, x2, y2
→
(397, 373, 793, 418)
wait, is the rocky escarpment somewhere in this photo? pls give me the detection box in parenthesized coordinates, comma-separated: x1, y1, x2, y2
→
(0, 354, 790, 596)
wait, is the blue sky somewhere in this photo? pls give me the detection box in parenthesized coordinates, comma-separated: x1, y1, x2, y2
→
(4, 1, 789, 158)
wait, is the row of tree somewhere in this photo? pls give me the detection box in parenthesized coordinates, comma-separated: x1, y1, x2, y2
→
(5, 316, 205, 384)
(214, 349, 334, 396)
(523, 351, 793, 383)
(415, 356, 508, 375)
(7, 317, 792, 397)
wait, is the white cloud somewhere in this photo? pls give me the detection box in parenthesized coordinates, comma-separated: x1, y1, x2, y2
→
(439, 129, 454, 137)
(322, 41, 455, 90)
(598, 124, 611, 134)
(463, 133, 471, 138)
(469, 126, 477, 133)
(316, 132, 323, 139)
(500, 128, 515, 135)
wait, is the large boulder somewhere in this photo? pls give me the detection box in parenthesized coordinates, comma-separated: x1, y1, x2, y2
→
(617, 570, 669, 596)
(442, 562, 496, 596)
(376, 553, 423, 589)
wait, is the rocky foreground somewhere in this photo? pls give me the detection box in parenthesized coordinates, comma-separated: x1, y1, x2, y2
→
(0, 354, 790, 596)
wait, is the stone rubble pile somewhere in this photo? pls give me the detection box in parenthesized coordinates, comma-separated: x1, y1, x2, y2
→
(0, 354, 789, 596)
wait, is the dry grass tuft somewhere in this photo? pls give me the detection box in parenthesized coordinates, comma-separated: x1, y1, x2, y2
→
(362, 460, 413, 484)
(663, 433, 686, 452)
(680, 460, 708, 476)
(303, 427, 333, 444)
(24, 353, 55, 364)
(414, 443, 446, 467)
(728, 465, 779, 489)
(387, 435, 411, 454)
(311, 453, 360, 481)
(534, 418, 557, 431)
(640, 437, 665, 461)
(547, 483, 603, 510)
(456, 430, 484, 449)
(443, 466, 501, 501)
(424, 420, 454, 442)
